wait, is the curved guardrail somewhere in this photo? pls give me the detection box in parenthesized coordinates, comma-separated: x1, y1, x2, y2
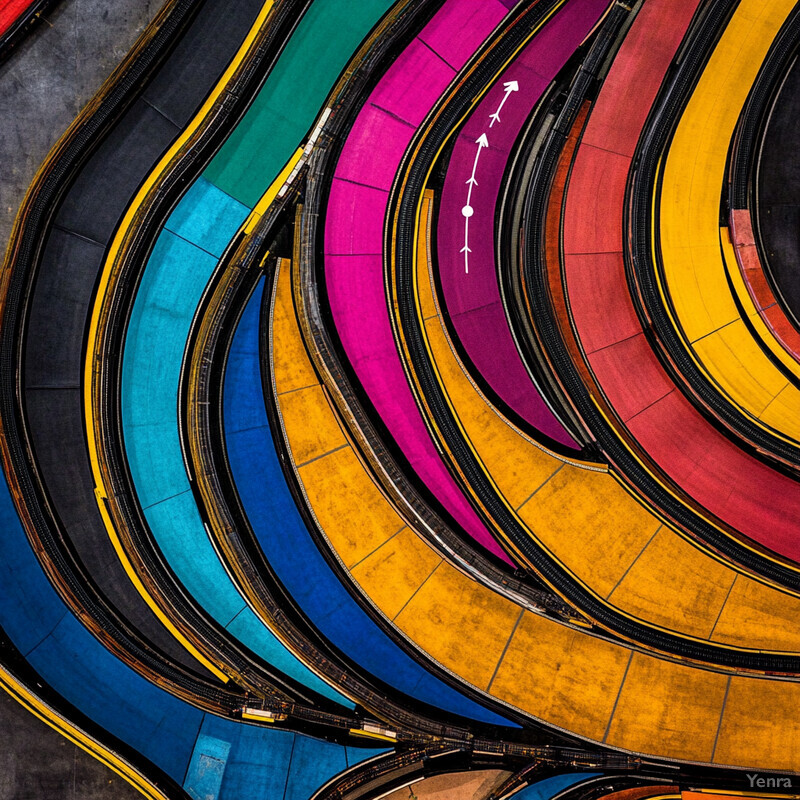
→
(0, 0, 247, 711)
(387, 0, 800, 671)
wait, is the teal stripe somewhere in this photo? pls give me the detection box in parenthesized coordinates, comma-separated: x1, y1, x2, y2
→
(204, 0, 393, 206)
(122, 0, 394, 706)
(124, 217, 346, 703)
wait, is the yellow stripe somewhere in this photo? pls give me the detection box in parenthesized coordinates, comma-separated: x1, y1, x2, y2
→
(0, 0, 234, 789)
(638, 155, 800, 575)
(0, 665, 168, 800)
(348, 728, 396, 742)
(243, 148, 304, 234)
(1, 0, 180, 272)
(415, 184, 800, 656)
(645, 796, 680, 800)
(658, 0, 800, 444)
(83, 0, 279, 683)
(382, 30, 800, 657)
(720, 226, 800, 378)
(241, 712, 276, 723)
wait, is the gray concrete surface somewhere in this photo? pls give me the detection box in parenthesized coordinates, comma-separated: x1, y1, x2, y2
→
(0, 1, 161, 796)
(0, 0, 159, 255)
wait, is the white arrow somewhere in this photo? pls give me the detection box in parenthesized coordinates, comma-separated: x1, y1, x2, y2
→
(464, 132, 488, 206)
(489, 80, 519, 128)
(460, 232, 472, 274)
(461, 133, 489, 274)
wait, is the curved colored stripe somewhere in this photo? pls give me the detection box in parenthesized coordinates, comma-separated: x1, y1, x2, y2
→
(12, 0, 800, 788)
(272, 231, 800, 771)
(122, 181, 345, 701)
(0, 0, 396, 791)
(660, 0, 800, 445)
(324, 0, 515, 562)
(730, 210, 800, 365)
(83, 0, 277, 685)
(0, 462, 381, 798)
(419, 189, 800, 655)
(225, 268, 514, 727)
(435, 0, 610, 448)
(563, 0, 800, 563)
(120, 0, 398, 704)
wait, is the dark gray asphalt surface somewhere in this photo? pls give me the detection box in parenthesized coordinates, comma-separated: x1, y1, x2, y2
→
(0, 691, 142, 800)
(0, 0, 160, 255)
(20, 0, 263, 675)
(0, 2, 160, 797)
(757, 53, 800, 323)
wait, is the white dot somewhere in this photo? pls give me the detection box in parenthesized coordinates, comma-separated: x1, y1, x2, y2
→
(462, 205, 473, 218)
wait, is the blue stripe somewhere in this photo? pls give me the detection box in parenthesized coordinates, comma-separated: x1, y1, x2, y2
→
(515, 773, 602, 800)
(223, 277, 518, 727)
(0, 465, 384, 795)
(122, 215, 349, 705)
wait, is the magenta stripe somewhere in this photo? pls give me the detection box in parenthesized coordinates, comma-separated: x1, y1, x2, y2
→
(418, 0, 508, 70)
(436, 0, 611, 448)
(324, 0, 513, 562)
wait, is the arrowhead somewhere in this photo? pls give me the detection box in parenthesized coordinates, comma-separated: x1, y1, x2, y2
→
(465, 176, 478, 187)
(504, 80, 519, 92)
(476, 133, 489, 148)
(460, 245, 472, 254)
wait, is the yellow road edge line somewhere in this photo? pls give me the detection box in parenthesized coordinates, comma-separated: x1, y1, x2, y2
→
(243, 147, 304, 234)
(0, 664, 168, 800)
(0, 0, 231, 785)
(83, 0, 279, 684)
(720, 226, 800, 380)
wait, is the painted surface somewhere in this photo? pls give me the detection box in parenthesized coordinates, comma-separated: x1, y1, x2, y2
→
(122, 0, 397, 704)
(324, 0, 514, 561)
(437, 0, 610, 447)
(564, 0, 800, 561)
(224, 274, 515, 726)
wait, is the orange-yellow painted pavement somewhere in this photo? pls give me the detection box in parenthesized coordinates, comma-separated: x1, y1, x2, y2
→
(271, 254, 800, 770)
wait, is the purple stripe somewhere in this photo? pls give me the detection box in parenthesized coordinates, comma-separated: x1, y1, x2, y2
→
(324, 0, 515, 562)
(436, 0, 610, 448)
